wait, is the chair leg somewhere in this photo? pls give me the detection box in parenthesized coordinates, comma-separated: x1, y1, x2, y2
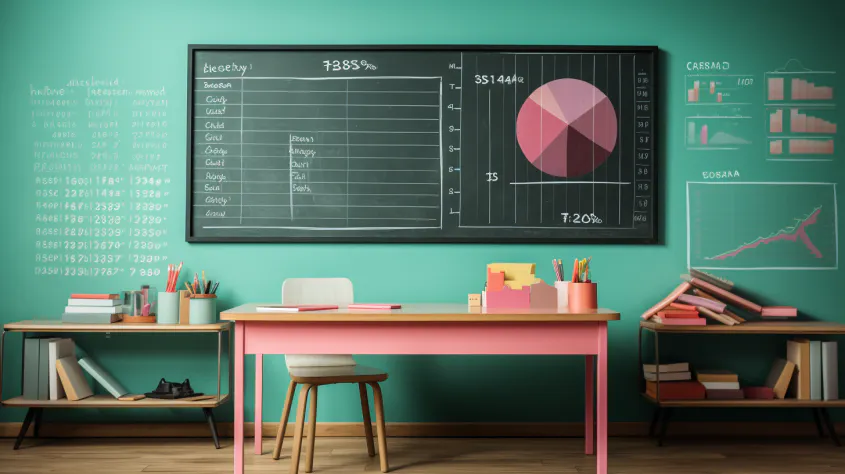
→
(305, 386, 319, 473)
(273, 381, 298, 460)
(289, 384, 312, 474)
(358, 383, 375, 457)
(368, 382, 389, 473)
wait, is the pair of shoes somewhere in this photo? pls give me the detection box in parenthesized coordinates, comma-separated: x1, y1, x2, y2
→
(144, 378, 203, 399)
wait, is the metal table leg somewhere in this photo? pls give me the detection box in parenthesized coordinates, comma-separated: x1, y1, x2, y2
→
(203, 408, 221, 449)
(14, 408, 37, 450)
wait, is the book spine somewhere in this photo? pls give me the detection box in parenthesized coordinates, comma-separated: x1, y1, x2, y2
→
(62, 313, 119, 323)
(677, 294, 726, 313)
(823, 342, 839, 401)
(23, 339, 40, 400)
(811, 341, 823, 400)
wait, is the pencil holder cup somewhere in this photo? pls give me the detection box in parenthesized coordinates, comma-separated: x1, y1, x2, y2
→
(157, 291, 180, 324)
(555, 281, 570, 309)
(189, 294, 217, 324)
(568, 283, 597, 312)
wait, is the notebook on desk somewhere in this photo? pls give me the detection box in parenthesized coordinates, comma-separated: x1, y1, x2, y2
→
(255, 305, 339, 312)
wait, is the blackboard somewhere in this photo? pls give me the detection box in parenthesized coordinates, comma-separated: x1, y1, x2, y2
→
(187, 45, 657, 243)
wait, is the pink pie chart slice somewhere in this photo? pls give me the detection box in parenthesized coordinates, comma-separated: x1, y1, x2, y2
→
(516, 79, 618, 178)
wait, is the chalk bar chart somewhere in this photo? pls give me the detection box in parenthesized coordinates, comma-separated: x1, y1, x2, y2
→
(687, 182, 838, 270)
(188, 46, 656, 243)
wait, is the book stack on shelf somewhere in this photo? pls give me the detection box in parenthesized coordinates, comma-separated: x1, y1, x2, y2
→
(787, 339, 838, 401)
(62, 293, 124, 324)
(697, 370, 743, 400)
(643, 362, 705, 400)
(640, 268, 799, 326)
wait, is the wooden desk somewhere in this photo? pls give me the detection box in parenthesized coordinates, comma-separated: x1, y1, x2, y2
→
(221, 303, 620, 474)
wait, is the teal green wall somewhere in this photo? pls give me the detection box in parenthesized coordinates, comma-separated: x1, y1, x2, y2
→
(1, 0, 844, 425)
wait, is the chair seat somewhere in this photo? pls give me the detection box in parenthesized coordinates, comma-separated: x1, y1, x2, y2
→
(288, 364, 388, 384)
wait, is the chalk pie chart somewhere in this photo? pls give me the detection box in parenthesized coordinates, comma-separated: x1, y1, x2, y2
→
(516, 79, 618, 178)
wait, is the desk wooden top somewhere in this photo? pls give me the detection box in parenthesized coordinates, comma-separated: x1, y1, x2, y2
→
(641, 320, 845, 335)
(4, 320, 231, 333)
(220, 303, 620, 322)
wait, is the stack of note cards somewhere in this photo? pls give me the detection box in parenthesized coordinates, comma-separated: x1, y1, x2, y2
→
(63, 293, 123, 323)
(697, 370, 743, 399)
(641, 268, 801, 326)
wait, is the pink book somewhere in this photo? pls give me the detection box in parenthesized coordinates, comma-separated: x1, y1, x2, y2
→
(689, 277, 763, 314)
(255, 305, 339, 312)
(641, 282, 692, 320)
(676, 294, 726, 313)
(348, 304, 402, 310)
(652, 316, 707, 326)
(486, 285, 530, 309)
(761, 306, 798, 317)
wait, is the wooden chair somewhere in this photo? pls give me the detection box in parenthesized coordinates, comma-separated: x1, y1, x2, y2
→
(273, 278, 389, 474)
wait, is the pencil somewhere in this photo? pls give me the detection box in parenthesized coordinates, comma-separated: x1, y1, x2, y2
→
(185, 282, 193, 295)
(571, 258, 579, 283)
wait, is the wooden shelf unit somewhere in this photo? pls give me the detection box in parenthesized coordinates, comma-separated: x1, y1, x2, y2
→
(638, 319, 845, 446)
(2, 394, 230, 409)
(0, 320, 232, 450)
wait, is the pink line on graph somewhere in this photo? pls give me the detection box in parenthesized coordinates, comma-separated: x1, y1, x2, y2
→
(708, 207, 823, 260)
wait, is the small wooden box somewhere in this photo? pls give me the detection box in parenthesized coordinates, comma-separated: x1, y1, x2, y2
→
(468, 294, 481, 307)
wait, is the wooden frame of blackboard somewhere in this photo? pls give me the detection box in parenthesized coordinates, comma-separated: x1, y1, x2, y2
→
(186, 44, 659, 244)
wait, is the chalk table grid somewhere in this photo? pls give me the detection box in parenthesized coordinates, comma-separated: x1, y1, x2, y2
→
(221, 303, 619, 474)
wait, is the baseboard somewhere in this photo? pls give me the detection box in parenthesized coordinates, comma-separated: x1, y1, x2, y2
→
(1, 421, 842, 438)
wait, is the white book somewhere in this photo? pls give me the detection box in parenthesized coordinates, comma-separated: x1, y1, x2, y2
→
(701, 381, 740, 390)
(64, 306, 120, 314)
(644, 371, 691, 382)
(48, 339, 75, 400)
(823, 341, 838, 401)
(68, 298, 121, 307)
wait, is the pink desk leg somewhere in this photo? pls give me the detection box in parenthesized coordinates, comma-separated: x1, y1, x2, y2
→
(585, 354, 595, 455)
(596, 322, 608, 474)
(254, 354, 263, 455)
(234, 322, 245, 474)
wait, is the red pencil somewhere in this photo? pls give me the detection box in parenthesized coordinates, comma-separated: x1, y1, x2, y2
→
(571, 258, 579, 283)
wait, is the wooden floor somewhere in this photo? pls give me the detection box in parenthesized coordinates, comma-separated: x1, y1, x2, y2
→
(2, 437, 845, 473)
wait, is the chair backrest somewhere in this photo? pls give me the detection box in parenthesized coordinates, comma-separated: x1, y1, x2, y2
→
(282, 278, 356, 369)
(282, 277, 354, 306)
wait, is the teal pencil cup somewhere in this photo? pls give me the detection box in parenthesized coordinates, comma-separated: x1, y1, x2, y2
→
(157, 291, 180, 324)
(189, 295, 217, 324)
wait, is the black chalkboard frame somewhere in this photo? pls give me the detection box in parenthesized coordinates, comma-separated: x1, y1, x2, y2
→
(186, 44, 659, 244)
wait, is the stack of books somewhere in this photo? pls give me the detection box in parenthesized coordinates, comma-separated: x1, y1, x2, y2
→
(643, 362, 706, 400)
(641, 268, 799, 326)
(697, 370, 743, 399)
(62, 293, 124, 324)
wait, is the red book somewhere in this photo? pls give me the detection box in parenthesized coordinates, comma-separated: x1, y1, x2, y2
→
(255, 305, 339, 313)
(743, 386, 775, 400)
(761, 306, 798, 317)
(348, 304, 402, 310)
(652, 316, 706, 326)
(657, 310, 700, 319)
(71, 293, 120, 300)
(646, 381, 706, 400)
(669, 302, 697, 311)
(706, 389, 745, 400)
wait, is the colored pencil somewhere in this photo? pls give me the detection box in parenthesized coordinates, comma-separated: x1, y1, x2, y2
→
(572, 259, 579, 283)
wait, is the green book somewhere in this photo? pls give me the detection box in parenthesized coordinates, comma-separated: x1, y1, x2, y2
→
(23, 338, 41, 399)
(62, 312, 122, 324)
(38, 338, 62, 400)
(78, 356, 128, 398)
